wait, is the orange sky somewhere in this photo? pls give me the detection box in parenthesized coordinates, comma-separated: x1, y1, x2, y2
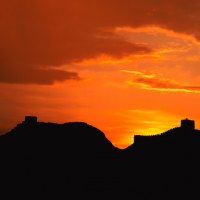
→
(1, 0, 200, 148)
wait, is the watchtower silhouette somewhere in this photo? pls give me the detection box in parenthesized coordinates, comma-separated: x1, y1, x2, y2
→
(181, 118, 195, 130)
(23, 116, 38, 124)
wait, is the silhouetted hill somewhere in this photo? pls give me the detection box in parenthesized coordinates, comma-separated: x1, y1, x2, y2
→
(121, 125, 200, 198)
(0, 119, 119, 198)
(1, 117, 200, 199)
(1, 121, 118, 156)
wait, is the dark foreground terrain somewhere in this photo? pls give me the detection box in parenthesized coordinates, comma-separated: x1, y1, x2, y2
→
(0, 118, 200, 199)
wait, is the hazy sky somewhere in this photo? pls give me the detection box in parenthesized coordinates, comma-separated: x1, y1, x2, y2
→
(1, 0, 200, 148)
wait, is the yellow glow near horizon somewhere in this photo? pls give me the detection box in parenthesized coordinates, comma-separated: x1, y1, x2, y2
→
(1, 24, 200, 149)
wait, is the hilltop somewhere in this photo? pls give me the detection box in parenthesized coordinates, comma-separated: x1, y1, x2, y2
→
(1, 116, 200, 198)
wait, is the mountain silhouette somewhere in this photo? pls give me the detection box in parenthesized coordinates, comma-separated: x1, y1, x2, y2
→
(0, 117, 119, 199)
(1, 117, 200, 199)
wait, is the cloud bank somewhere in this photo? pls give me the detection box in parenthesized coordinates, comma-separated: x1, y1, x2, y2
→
(1, 0, 200, 84)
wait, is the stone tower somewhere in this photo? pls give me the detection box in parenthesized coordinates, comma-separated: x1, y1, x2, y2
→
(181, 118, 195, 130)
(24, 116, 38, 124)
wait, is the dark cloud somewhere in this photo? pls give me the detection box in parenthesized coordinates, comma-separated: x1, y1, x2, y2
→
(0, 65, 80, 84)
(0, 0, 200, 84)
(133, 76, 200, 93)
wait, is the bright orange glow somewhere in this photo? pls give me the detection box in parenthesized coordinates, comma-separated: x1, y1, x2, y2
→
(1, 1, 200, 149)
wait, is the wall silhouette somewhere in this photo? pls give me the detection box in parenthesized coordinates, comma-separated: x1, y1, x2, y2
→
(0, 117, 200, 198)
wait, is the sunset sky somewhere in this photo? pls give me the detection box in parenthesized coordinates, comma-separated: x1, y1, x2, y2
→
(1, 0, 200, 148)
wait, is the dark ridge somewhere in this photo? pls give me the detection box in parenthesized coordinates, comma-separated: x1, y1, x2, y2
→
(1, 120, 119, 158)
(1, 117, 200, 199)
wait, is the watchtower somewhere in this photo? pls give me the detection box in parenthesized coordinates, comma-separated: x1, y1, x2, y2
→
(24, 116, 38, 124)
(181, 118, 195, 130)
